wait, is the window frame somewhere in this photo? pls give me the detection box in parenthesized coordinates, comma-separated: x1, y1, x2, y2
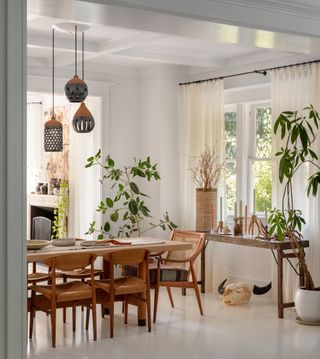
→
(224, 101, 272, 220)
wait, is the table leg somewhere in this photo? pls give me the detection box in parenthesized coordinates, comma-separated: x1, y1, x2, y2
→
(277, 250, 284, 319)
(299, 248, 305, 287)
(102, 259, 110, 316)
(138, 261, 147, 326)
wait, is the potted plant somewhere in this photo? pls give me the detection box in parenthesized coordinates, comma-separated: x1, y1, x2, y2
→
(51, 181, 73, 246)
(270, 105, 320, 323)
(85, 150, 177, 238)
(190, 145, 223, 231)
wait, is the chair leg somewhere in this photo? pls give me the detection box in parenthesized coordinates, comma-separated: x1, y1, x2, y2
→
(109, 293, 114, 338)
(101, 304, 105, 318)
(146, 289, 151, 333)
(72, 305, 76, 332)
(166, 287, 174, 308)
(124, 296, 128, 324)
(51, 304, 57, 348)
(85, 306, 90, 330)
(29, 290, 35, 339)
(92, 302, 97, 341)
(63, 277, 67, 323)
(153, 283, 159, 323)
(190, 265, 203, 315)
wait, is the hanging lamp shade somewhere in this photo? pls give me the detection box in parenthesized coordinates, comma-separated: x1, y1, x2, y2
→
(44, 27, 63, 152)
(44, 115, 63, 151)
(72, 102, 95, 133)
(65, 75, 88, 102)
(64, 25, 88, 103)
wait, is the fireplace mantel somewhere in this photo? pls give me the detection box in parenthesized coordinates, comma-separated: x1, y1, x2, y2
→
(28, 193, 60, 208)
(27, 193, 64, 240)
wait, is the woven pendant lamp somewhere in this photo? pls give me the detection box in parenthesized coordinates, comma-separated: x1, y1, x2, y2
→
(64, 25, 88, 103)
(44, 28, 63, 152)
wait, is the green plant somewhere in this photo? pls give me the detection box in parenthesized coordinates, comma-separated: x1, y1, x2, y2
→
(85, 150, 177, 238)
(52, 181, 69, 238)
(270, 105, 320, 289)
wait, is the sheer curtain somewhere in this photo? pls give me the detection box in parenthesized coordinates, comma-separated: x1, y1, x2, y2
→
(180, 80, 227, 292)
(27, 102, 44, 193)
(271, 64, 320, 302)
(68, 97, 102, 239)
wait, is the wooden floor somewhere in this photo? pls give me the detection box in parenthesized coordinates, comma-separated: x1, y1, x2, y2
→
(28, 288, 320, 359)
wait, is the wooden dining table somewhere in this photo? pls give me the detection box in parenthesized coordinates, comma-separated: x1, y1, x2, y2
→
(27, 237, 193, 326)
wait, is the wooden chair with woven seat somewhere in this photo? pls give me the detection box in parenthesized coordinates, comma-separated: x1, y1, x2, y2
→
(153, 230, 205, 323)
(29, 253, 98, 348)
(94, 248, 151, 338)
(59, 266, 104, 330)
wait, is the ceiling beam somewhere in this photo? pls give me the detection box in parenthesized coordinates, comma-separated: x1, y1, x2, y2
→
(27, 33, 100, 53)
(114, 48, 226, 67)
(54, 32, 164, 68)
(27, 0, 320, 55)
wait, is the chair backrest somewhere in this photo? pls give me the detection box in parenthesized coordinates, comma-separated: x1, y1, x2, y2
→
(32, 216, 52, 240)
(104, 248, 149, 283)
(165, 230, 205, 266)
(43, 253, 97, 272)
(103, 248, 148, 266)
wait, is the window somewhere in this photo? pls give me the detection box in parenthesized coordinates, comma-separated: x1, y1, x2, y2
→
(224, 103, 273, 216)
(224, 111, 237, 212)
(251, 106, 272, 213)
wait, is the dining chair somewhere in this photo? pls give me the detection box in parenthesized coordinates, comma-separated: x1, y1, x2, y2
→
(59, 266, 104, 330)
(28, 253, 98, 348)
(153, 230, 205, 323)
(94, 248, 151, 338)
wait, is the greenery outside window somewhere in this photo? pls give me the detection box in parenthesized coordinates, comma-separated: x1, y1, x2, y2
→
(250, 105, 272, 213)
(224, 110, 237, 213)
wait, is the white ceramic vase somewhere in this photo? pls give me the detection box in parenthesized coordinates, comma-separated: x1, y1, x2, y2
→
(295, 287, 320, 322)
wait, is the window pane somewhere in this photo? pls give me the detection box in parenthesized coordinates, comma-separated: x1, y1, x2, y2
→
(225, 111, 237, 212)
(226, 161, 236, 212)
(254, 160, 272, 212)
(256, 107, 272, 158)
(225, 111, 237, 160)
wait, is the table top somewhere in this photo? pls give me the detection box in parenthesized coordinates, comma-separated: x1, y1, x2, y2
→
(27, 237, 193, 262)
(205, 233, 309, 250)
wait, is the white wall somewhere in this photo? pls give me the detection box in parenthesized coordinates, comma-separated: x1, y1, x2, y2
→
(138, 65, 184, 237)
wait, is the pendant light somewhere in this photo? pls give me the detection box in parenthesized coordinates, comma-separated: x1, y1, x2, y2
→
(72, 31, 95, 133)
(44, 28, 63, 152)
(64, 25, 88, 103)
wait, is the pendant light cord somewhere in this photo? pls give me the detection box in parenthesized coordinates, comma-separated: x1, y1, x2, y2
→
(52, 27, 55, 117)
(75, 25, 77, 76)
(82, 31, 84, 80)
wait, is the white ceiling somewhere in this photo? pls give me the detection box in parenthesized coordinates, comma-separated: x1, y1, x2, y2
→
(27, 0, 319, 78)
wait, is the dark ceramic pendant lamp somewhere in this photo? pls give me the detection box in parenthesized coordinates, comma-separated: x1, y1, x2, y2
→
(65, 25, 88, 103)
(44, 27, 63, 152)
(72, 31, 95, 133)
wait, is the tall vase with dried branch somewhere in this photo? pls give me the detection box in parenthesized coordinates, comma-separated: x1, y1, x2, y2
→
(190, 145, 223, 231)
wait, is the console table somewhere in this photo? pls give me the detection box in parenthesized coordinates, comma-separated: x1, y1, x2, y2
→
(200, 234, 309, 318)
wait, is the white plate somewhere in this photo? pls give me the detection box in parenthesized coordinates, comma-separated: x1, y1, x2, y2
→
(80, 240, 111, 247)
(27, 240, 50, 250)
(52, 238, 76, 246)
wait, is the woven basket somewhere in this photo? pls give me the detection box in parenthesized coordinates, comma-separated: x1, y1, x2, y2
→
(196, 188, 217, 231)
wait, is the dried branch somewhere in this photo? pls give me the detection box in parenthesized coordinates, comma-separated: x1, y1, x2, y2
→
(190, 145, 223, 190)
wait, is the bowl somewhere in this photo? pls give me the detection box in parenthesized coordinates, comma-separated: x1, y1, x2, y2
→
(27, 240, 50, 250)
(51, 238, 76, 247)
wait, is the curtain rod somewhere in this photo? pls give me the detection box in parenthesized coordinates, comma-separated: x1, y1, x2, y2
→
(179, 59, 320, 86)
(27, 101, 42, 105)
